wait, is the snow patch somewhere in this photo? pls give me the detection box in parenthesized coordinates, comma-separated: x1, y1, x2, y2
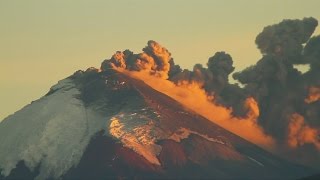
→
(109, 111, 164, 166)
(169, 127, 226, 145)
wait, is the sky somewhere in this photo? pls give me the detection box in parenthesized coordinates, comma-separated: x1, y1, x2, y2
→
(1, 0, 320, 121)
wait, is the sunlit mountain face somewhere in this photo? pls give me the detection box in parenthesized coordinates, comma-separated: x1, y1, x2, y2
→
(0, 17, 320, 179)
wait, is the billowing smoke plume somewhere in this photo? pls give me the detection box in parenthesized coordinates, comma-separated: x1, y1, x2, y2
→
(110, 51, 127, 69)
(117, 70, 274, 150)
(101, 40, 181, 79)
(255, 17, 318, 63)
(232, 17, 320, 167)
(171, 52, 247, 116)
(172, 52, 235, 92)
(288, 113, 320, 150)
(100, 17, 320, 168)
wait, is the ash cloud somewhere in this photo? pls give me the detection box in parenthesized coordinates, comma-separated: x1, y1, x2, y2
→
(255, 17, 318, 63)
(170, 52, 247, 117)
(288, 113, 320, 150)
(233, 17, 319, 137)
(304, 35, 320, 86)
(232, 17, 320, 167)
(100, 17, 320, 168)
(101, 40, 180, 79)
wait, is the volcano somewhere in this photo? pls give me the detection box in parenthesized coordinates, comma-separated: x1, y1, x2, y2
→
(0, 68, 315, 180)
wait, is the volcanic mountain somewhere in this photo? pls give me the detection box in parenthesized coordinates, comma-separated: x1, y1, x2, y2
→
(1, 17, 320, 179)
(0, 68, 315, 179)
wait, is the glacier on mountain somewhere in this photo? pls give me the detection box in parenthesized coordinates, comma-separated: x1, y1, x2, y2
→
(0, 79, 106, 180)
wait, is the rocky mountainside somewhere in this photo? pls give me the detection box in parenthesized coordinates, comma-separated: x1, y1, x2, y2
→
(0, 69, 314, 179)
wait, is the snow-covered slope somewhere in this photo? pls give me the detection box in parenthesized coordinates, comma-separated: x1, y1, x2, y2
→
(0, 69, 167, 179)
(0, 78, 106, 180)
(0, 69, 315, 179)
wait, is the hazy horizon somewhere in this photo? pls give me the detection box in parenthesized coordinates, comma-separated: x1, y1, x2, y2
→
(1, 0, 320, 121)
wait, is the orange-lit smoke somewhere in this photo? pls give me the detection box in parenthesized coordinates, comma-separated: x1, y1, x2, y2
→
(287, 113, 320, 150)
(110, 40, 172, 79)
(305, 86, 320, 104)
(144, 40, 171, 77)
(117, 69, 275, 150)
(112, 51, 127, 69)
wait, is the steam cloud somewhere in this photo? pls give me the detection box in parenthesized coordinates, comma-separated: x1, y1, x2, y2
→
(101, 17, 320, 168)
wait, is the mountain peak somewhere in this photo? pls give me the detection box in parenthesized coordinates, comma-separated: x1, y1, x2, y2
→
(0, 69, 314, 179)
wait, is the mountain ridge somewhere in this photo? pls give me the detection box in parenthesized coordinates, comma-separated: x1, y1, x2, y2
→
(0, 69, 315, 179)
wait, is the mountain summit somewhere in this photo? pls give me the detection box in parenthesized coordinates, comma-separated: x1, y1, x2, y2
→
(1, 17, 320, 179)
(0, 68, 313, 179)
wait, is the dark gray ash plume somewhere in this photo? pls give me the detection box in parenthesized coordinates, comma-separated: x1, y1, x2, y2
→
(100, 17, 320, 168)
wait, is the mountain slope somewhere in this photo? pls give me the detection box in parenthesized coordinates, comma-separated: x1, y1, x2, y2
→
(0, 69, 314, 179)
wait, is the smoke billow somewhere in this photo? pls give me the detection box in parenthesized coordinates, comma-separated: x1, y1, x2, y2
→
(171, 52, 234, 92)
(111, 51, 127, 69)
(100, 17, 320, 168)
(305, 86, 320, 104)
(255, 17, 318, 63)
(102, 40, 177, 79)
(232, 17, 320, 167)
(170, 52, 248, 117)
(288, 113, 320, 150)
(116, 69, 274, 150)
